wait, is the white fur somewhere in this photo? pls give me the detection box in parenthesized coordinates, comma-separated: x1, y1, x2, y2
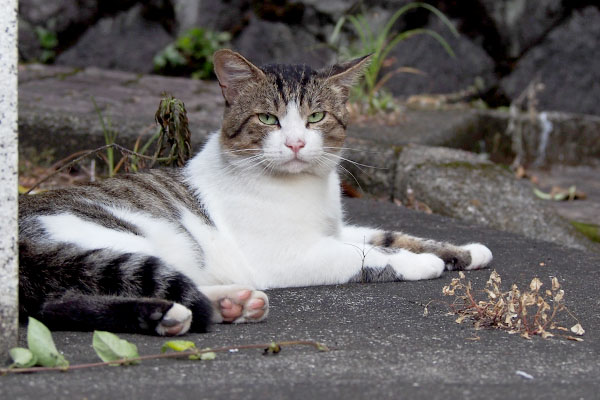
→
(156, 303, 192, 336)
(461, 243, 493, 270)
(183, 131, 452, 288)
(262, 102, 327, 175)
(40, 213, 155, 255)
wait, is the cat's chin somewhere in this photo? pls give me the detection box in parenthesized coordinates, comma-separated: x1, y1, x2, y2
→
(278, 159, 312, 174)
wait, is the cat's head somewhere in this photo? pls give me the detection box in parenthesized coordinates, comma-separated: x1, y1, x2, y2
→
(213, 49, 370, 176)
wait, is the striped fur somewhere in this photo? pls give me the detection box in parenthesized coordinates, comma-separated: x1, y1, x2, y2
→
(369, 231, 473, 271)
(19, 171, 214, 334)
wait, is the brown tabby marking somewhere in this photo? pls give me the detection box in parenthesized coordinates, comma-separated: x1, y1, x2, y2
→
(370, 231, 473, 271)
(213, 50, 370, 154)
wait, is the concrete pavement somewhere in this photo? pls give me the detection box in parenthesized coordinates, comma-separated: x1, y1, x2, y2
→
(2, 198, 599, 399)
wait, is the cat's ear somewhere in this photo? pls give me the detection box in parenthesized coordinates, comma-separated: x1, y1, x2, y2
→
(213, 49, 265, 104)
(321, 54, 372, 101)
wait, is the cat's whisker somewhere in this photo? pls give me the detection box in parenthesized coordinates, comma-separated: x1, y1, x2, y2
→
(336, 162, 364, 193)
(322, 147, 384, 155)
(221, 155, 266, 175)
(222, 148, 263, 155)
(321, 153, 370, 178)
(313, 154, 362, 190)
(323, 152, 385, 170)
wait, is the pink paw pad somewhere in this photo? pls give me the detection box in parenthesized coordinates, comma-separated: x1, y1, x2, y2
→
(216, 288, 269, 324)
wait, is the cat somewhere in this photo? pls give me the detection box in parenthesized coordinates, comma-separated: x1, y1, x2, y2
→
(18, 49, 492, 336)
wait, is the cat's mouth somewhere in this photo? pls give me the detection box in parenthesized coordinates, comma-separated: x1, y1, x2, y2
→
(281, 158, 310, 173)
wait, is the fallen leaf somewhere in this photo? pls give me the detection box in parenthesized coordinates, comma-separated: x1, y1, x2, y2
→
(161, 340, 196, 353)
(9, 347, 38, 368)
(27, 317, 69, 368)
(200, 351, 216, 360)
(93, 331, 139, 365)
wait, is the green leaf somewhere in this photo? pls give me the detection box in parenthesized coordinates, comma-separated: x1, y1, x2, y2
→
(263, 342, 281, 355)
(34, 27, 58, 50)
(9, 347, 38, 368)
(533, 188, 553, 200)
(189, 348, 216, 360)
(316, 343, 330, 352)
(93, 331, 140, 365)
(161, 340, 196, 353)
(27, 317, 69, 368)
(200, 351, 217, 360)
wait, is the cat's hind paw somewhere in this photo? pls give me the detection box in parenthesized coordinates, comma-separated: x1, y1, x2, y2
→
(461, 243, 493, 270)
(396, 253, 445, 280)
(202, 285, 269, 324)
(155, 303, 193, 336)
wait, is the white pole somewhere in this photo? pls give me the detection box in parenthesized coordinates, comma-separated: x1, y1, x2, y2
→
(0, 0, 19, 360)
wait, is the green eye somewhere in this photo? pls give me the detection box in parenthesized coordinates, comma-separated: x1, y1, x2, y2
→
(308, 111, 325, 123)
(258, 113, 279, 125)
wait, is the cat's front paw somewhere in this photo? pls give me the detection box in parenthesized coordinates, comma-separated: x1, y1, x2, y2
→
(461, 243, 493, 270)
(395, 252, 445, 281)
(155, 303, 193, 336)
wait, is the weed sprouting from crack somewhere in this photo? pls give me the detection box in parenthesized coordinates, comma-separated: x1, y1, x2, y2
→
(428, 270, 585, 341)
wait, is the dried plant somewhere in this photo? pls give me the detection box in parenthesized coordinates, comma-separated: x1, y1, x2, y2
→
(22, 94, 193, 194)
(154, 93, 192, 167)
(432, 270, 585, 341)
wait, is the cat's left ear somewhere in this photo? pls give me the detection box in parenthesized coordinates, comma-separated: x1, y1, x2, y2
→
(321, 54, 372, 101)
(213, 49, 266, 105)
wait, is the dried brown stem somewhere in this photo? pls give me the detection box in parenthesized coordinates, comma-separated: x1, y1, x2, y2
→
(23, 144, 170, 195)
(0, 340, 328, 375)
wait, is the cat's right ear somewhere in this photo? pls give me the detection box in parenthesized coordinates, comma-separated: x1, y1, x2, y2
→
(213, 49, 265, 105)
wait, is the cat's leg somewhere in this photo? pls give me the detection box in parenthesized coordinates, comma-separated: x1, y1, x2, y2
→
(254, 236, 446, 288)
(36, 292, 200, 336)
(200, 285, 269, 324)
(341, 226, 493, 271)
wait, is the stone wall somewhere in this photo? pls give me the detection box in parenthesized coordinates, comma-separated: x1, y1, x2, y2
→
(18, 0, 600, 116)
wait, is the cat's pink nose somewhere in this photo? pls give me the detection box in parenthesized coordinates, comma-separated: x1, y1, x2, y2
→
(285, 139, 306, 154)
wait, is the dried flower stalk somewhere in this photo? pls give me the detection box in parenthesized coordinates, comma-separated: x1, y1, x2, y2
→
(436, 270, 584, 341)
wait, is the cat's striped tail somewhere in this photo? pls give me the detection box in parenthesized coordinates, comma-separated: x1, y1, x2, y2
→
(18, 240, 212, 335)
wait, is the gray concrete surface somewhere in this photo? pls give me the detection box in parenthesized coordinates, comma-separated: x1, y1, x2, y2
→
(2, 199, 599, 399)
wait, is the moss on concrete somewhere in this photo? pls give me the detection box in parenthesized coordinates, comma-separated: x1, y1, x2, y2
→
(571, 221, 600, 243)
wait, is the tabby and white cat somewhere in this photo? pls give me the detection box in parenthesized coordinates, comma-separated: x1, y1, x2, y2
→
(19, 50, 492, 336)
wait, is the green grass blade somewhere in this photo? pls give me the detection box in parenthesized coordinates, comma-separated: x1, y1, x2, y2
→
(359, 14, 376, 48)
(419, 3, 459, 37)
(348, 15, 369, 50)
(380, 2, 459, 44)
(329, 15, 346, 45)
(380, 28, 455, 65)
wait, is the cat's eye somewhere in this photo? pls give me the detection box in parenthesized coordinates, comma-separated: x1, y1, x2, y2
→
(307, 111, 325, 123)
(258, 113, 279, 125)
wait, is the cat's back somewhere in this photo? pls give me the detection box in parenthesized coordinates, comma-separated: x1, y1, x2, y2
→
(20, 168, 208, 222)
